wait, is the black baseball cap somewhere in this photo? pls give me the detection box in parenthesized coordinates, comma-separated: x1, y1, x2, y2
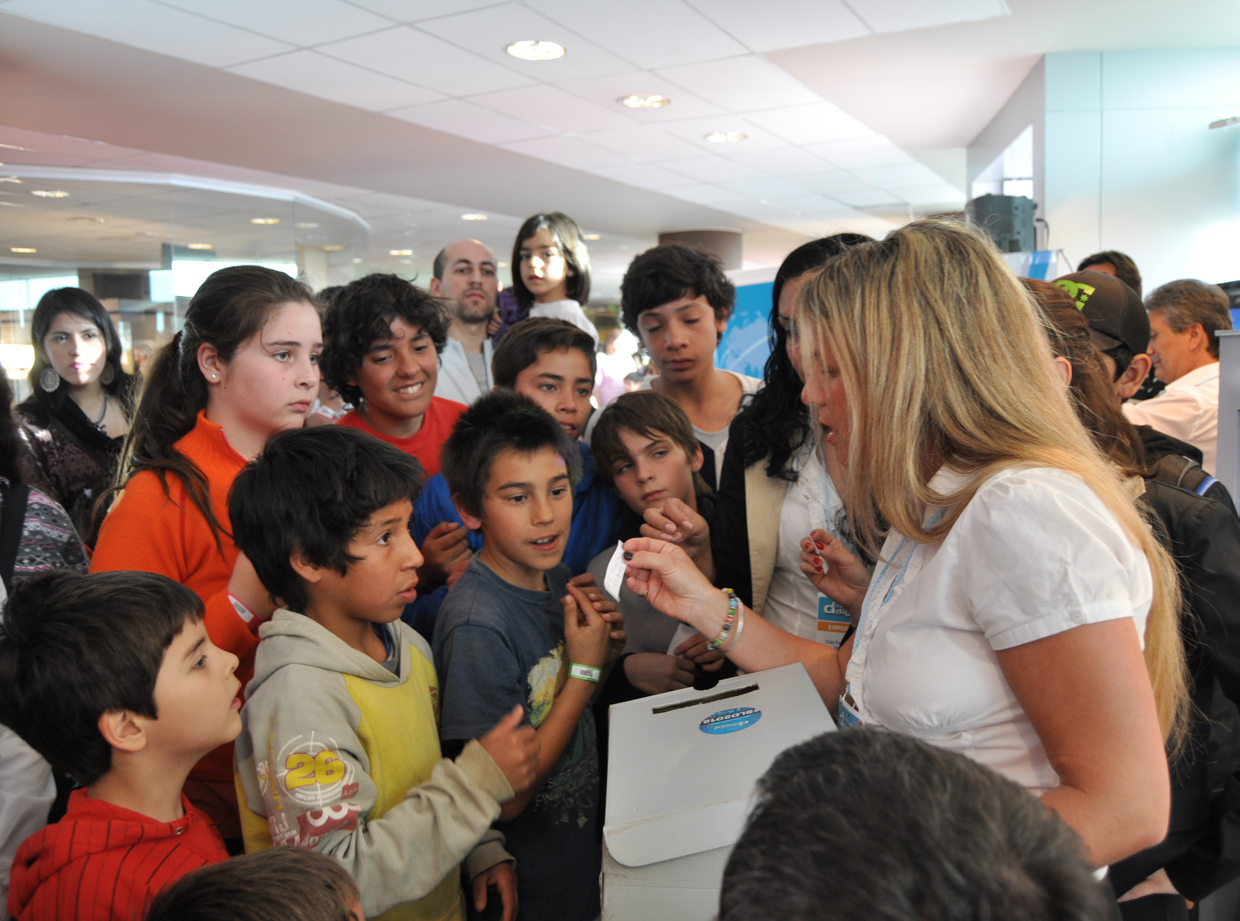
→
(1053, 270, 1148, 354)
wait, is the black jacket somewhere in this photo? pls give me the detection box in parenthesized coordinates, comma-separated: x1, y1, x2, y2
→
(1110, 476, 1240, 900)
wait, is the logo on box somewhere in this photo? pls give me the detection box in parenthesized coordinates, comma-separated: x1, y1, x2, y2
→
(700, 707, 762, 735)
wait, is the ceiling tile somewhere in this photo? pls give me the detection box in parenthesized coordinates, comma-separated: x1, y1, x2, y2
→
(578, 126, 706, 163)
(805, 137, 915, 170)
(500, 136, 631, 171)
(385, 99, 552, 144)
(2, 0, 294, 67)
(160, 0, 394, 47)
(725, 147, 833, 175)
(416, 3, 631, 82)
(831, 188, 906, 207)
(318, 26, 533, 97)
(470, 84, 633, 134)
(667, 184, 749, 205)
(554, 71, 723, 121)
(588, 163, 694, 191)
(524, 0, 748, 69)
(845, 0, 1009, 35)
(655, 55, 820, 113)
(660, 156, 767, 183)
(345, 0, 498, 22)
(766, 193, 857, 218)
(720, 176, 810, 200)
(744, 103, 874, 146)
(230, 51, 444, 112)
(683, 0, 870, 52)
(852, 162, 950, 189)
(893, 183, 968, 206)
(787, 170, 875, 196)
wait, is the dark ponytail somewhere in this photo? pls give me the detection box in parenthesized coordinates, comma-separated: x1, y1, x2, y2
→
(112, 266, 314, 551)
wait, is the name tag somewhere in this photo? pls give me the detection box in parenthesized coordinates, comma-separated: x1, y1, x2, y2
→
(817, 596, 851, 649)
(837, 686, 863, 729)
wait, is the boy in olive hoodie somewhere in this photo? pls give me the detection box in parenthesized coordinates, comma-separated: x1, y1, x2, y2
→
(230, 426, 540, 921)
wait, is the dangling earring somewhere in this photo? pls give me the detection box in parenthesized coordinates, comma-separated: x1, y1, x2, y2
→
(100, 363, 115, 386)
(39, 366, 61, 393)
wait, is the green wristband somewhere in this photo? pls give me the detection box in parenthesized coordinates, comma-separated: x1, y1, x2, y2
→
(569, 663, 601, 684)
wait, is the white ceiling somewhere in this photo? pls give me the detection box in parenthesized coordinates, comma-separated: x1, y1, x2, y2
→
(1, 0, 1238, 289)
(0, 0, 1002, 241)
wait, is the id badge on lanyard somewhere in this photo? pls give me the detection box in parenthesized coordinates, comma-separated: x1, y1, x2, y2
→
(837, 684, 863, 729)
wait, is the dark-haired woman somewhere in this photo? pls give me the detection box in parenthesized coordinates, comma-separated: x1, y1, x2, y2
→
(91, 266, 321, 841)
(711, 235, 871, 642)
(17, 288, 135, 547)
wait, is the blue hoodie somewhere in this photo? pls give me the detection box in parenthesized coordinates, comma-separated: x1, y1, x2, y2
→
(404, 442, 623, 639)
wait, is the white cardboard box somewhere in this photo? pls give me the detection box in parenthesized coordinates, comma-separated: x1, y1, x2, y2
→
(602, 663, 835, 921)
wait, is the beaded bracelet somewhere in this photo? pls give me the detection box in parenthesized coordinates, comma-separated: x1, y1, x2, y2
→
(707, 589, 740, 652)
(720, 603, 746, 653)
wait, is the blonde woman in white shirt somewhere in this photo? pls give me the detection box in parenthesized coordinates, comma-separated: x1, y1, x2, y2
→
(621, 220, 1187, 869)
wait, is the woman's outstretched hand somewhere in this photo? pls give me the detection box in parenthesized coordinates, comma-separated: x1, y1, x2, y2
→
(622, 537, 729, 637)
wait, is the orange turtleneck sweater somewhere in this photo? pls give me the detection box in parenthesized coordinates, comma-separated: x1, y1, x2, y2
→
(91, 411, 253, 838)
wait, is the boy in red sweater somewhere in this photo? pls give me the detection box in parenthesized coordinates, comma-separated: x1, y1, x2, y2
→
(0, 571, 241, 921)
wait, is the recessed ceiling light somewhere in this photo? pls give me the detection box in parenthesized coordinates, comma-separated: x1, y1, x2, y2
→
(583, 233, 601, 241)
(353, 258, 363, 264)
(186, 243, 213, 250)
(620, 94, 671, 109)
(389, 249, 413, 256)
(323, 244, 344, 252)
(0, 177, 22, 184)
(506, 40, 565, 61)
(461, 213, 488, 221)
(705, 131, 748, 143)
(251, 217, 281, 225)
(10, 247, 36, 253)
(70, 216, 105, 223)
(31, 189, 69, 198)
(498, 262, 510, 268)
(296, 222, 320, 229)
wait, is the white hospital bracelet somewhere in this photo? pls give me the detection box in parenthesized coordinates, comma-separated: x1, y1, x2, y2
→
(569, 663, 601, 684)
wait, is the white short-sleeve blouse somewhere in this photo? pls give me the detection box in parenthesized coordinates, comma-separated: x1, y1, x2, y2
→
(844, 466, 1152, 794)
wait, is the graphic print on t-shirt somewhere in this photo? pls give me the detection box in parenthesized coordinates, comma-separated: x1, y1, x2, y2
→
(525, 639, 597, 830)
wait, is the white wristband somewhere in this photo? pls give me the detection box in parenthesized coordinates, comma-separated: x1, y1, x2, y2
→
(569, 663, 601, 684)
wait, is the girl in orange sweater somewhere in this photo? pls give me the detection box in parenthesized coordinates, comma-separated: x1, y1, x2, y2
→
(91, 265, 322, 841)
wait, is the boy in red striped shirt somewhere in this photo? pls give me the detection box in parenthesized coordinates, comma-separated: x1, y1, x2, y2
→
(0, 571, 241, 921)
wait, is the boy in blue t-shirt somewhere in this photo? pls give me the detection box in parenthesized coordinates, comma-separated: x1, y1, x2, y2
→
(408, 318, 623, 639)
(433, 390, 618, 921)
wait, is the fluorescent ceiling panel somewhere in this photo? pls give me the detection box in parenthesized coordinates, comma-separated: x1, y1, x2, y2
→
(578, 126, 707, 163)
(554, 71, 723, 121)
(230, 52, 444, 112)
(319, 26, 533, 97)
(1, 0, 294, 67)
(745, 103, 874, 146)
(524, 0, 748, 69)
(500, 136, 631, 171)
(160, 0, 395, 48)
(471, 84, 634, 135)
(684, 0, 869, 52)
(386, 99, 552, 145)
(846, 0, 1010, 34)
(590, 163, 695, 191)
(656, 55, 821, 113)
(416, 3, 631, 82)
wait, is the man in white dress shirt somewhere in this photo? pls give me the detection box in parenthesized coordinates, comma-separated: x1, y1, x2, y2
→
(429, 239, 498, 405)
(1122, 279, 1233, 475)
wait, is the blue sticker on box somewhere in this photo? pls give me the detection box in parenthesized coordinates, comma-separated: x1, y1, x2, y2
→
(700, 707, 762, 735)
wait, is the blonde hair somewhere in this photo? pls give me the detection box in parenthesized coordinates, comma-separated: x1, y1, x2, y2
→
(796, 219, 1187, 747)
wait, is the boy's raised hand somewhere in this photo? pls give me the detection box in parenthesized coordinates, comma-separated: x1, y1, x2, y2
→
(477, 705, 540, 796)
(640, 498, 708, 557)
(562, 582, 610, 670)
(418, 522, 472, 587)
(568, 572, 626, 663)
